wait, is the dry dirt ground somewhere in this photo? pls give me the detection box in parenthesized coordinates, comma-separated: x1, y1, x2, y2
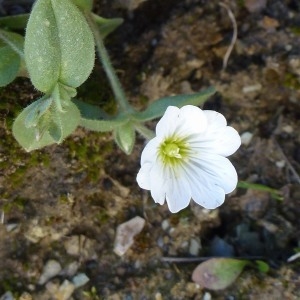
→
(1, 0, 300, 299)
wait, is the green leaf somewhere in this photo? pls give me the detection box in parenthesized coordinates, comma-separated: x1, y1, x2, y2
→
(80, 116, 128, 132)
(0, 45, 20, 86)
(237, 181, 283, 201)
(0, 30, 24, 86)
(133, 86, 216, 122)
(74, 99, 110, 119)
(0, 14, 29, 30)
(24, 96, 53, 128)
(192, 258, 248, 290)
(72, 0, 93, 11)
(74, 99, 128, 132)
(114, 122, 135, 154)
(24, 0, 95, 93)
(92, 14, 123, 39)
(255, 260, 269, 273)
(12, 100, 80, 151)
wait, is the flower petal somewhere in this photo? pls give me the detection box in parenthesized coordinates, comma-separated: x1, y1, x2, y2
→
(176, 105, 208, 135)
(156, 106, 180, 138)
(188, 153, 238, 194)
(189, 126, 241, 156)
(149, 161, 167, 205)
(140, 137, 161, 165)
(165, 167, 191, 213)
(191, 182, 225, 209)
(136, 162, 151, 190)
(203, 110, 227, 128)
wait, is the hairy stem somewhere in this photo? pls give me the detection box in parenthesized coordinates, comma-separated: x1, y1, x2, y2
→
(85, 12, 132, 113)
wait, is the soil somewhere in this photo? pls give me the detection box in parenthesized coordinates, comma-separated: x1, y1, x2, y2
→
(1, 0, 300, 299)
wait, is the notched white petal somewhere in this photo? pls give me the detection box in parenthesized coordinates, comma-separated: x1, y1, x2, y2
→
(166, 172, 191, 213)
(156, 106, 180, 138)
(204, 110, 227, 128)
(189, 154, 238, 194)
(192, 183, 225, 209)
(149, 162, 167, 205)
(140, 137, 161, 164)
(177, 105, 207, 135)
(136, 163, 151, 190)
(190, 126, 241, 156)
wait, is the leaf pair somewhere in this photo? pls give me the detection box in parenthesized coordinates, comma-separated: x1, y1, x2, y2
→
(12, 85, 81, 152)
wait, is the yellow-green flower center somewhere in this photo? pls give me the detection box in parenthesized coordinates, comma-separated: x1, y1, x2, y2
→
(159, 136, 190, 166)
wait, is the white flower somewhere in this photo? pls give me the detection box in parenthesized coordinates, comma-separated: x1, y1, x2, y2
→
(136, 105, 241, 213)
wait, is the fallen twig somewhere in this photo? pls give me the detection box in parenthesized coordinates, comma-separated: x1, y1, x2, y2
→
(219, 2, 238, 70)
(161, 256, 265, 263)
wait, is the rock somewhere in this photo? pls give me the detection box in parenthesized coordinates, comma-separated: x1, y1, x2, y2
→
(19, 292, 32, 300)
(241, 131, 253, 146)
(60, 261, 80, 277)
(72, 273, 90, 288)
(240, 189, 270, 219)
(38, 260, 62, 285)
(114, 216, 146, 256)
(55, 280, 75, 300)
(5, 223, 19, 232)
(161, 219, 170, 231)
(244, 0, 267, 13)
(63, 235, 96, 259)
(242, 83, 262, 93)
(189, 238, 201, 256)
(0, 291, 15, 300)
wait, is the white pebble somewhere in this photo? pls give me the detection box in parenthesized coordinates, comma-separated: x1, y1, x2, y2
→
(242, 83, 262, 93)
(114, 216, 145, 256)
(189, 238, 201, 256)
(241, 132, 253, 146)
(161, 219, 170, 231)
(38, 260, 62, 285)
(276, 160, 286, 168)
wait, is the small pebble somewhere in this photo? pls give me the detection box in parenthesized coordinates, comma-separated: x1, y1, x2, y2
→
(55, 280, 75, 300)
(114, 216, 145, 256)
(161, 219, 170, 231)
(60, 261, 80, 277)
(38, 260, 62, 285)
(276, 160, 285, 168)
(72, 273, 89, 288)
(241, 132, 253, 146)
(242, 83, 262, 93)
(203, 292, 212, 300)
(0, 291, 14, 300)
(189, 238, 201, 256)
(5, 223, 18, 232)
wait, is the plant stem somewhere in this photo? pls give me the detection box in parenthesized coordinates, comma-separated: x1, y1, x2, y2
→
(85, 13, 132, 113)
(134, 123, 155, 140)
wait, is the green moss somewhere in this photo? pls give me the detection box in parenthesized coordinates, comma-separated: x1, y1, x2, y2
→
(289, 26, 300, 35)
(65, 133, 113, 182)
(284, 73, 300, 89)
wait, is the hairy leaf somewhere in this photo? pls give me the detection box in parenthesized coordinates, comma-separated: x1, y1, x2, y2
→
(133, 86, 216, 121)
(0, 14, 29, 30)
(0, 30, 24, 86)
(114, 122, 135, 154)
(13, 100, 80, 151)
(92, 14, 123, 39)
(24, 0, 95, 93)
